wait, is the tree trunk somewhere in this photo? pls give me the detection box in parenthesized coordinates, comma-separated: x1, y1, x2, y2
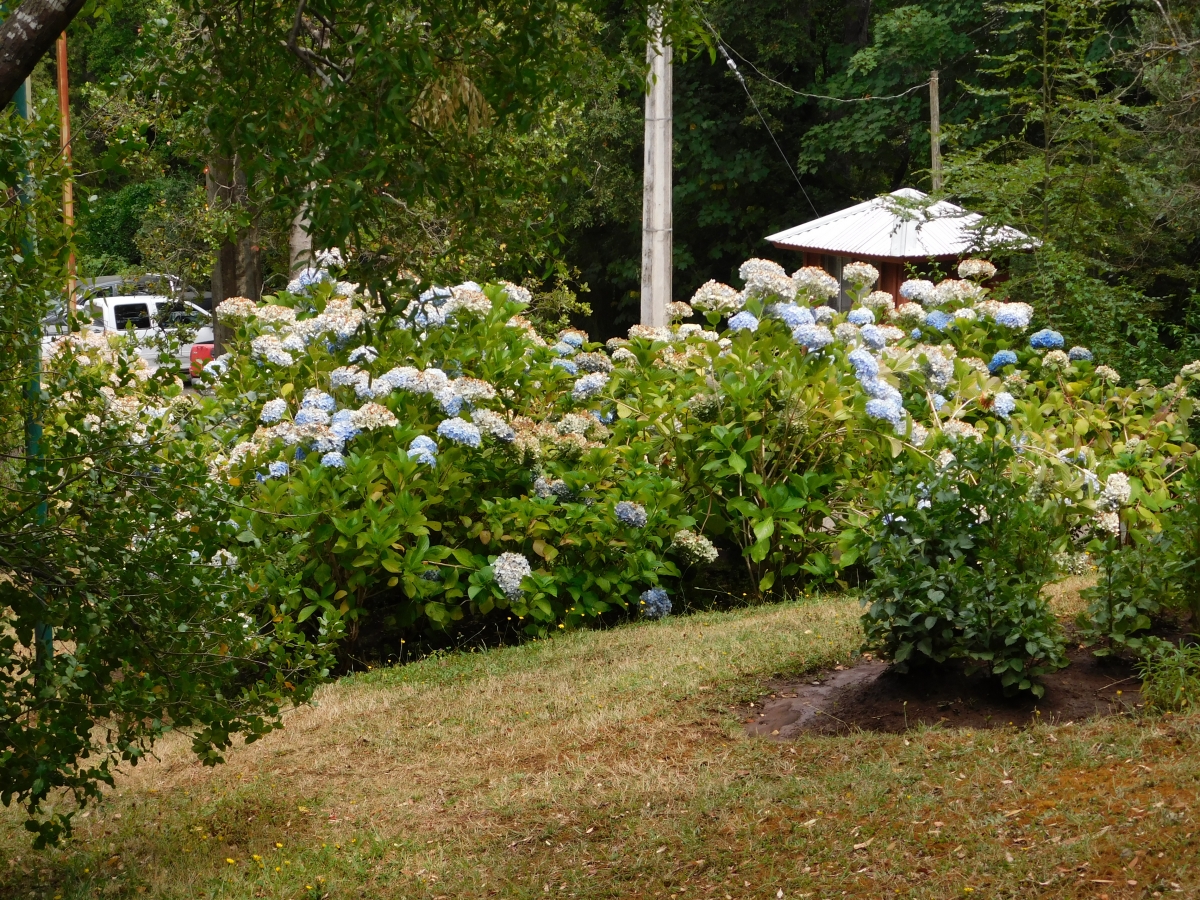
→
(0, 0, 88, 105)
(289, 201, 313, 274)
(206, 155, 260, 356)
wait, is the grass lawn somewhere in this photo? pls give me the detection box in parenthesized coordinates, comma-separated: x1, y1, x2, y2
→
(3, 594, 1197, 899)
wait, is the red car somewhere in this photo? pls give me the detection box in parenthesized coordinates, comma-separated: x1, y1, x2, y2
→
(189, 342, 214, 378)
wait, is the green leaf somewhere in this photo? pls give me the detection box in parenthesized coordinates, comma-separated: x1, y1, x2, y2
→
(758, 571, 776, 592)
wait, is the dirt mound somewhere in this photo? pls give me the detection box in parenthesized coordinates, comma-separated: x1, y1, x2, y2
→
(744, 643, 1141, 737)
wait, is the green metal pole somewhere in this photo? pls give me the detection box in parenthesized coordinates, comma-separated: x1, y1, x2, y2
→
(13, 78, 54, 669)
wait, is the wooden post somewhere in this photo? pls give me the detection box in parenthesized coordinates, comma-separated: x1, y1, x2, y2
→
(57, 31, 75, 314)
(640, 7, 672, 327)
(930, 70, 942, 195)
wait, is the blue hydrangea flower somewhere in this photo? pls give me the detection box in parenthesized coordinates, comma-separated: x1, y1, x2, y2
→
(727, 311, 759, 332)
(847, 307, 875, 326)
(1029, 329, 1064, 350)
(320, 451, 346, 469)
(294, 407, 330, 426)
(860, 324, 886, 350)
(1068, 346, 1093, 361)
(865, 398, 905, 429)
(552, 341, 577, 357)
(848, 348, 879, 381)
(441, 395, 465, 416)
(910, 328, 923, 340)
(407, 435, 438, 465)
(559, 331, 585, 348)
(267, 460, 290, 478)
(993, 391, 1016, 418)
(639, 587, 672, 619)
(348, 345, 379, 364)
(260, 398, 288, 424)
(437, 417, 482, 448)
(330, 409, 360, 444)
(932, 394, 948, 411)
(862, 377, 902, 406)
(591, 408, 616, 425)
(551, 358, 578, 375)
(767, 303, 814, 329)
(989, 350, 1018, 372)
(573, 372, 609, 401)
(993, 305, 1033, 329)
(793, 324, 834, 351)
(295, 447, 307, 462)
(614, 501, 648, 528)
(925, 310, 955, 331)
(302, 389, 337, 412)
(410, 435, 438, 456)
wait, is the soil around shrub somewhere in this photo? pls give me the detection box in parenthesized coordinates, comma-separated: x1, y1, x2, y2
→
(743, 643, 1143, 737)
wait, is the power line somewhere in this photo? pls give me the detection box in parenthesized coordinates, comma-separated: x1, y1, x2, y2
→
(723, 40, 931, 103)
(707, 30, 819, 217)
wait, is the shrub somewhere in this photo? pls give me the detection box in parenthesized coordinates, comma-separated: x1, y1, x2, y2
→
(859, 438, 1069, 696)
(1138, 640, 1200, 712)
(207, 282, 686, 642)
(2, 331, 333, 844)
(1080, 450, 1200, 653)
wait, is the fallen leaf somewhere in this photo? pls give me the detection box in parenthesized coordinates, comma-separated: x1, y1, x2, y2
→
(853, 838, 873, 851)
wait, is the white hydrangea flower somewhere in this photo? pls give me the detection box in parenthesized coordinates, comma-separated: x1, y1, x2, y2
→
(690, 280, 742, 314)
(957, 259, 997, 282)
(493, 552, 532, 599)
(842, 261, 880, 288)
(791, 266, 840, 302)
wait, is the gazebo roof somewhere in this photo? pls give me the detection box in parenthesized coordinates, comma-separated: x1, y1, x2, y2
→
(765, 188, 1035, 261)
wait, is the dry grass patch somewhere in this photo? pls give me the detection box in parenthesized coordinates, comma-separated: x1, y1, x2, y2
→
(2, 595, 1198, 900)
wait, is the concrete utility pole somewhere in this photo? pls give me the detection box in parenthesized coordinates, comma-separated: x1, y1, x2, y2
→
(57, 31, 75, 313)
(929, 69, 942, 195)
(640, 8, 672, 327)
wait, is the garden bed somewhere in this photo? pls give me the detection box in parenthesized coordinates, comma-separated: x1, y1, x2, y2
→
(744, 641, 1143, 737)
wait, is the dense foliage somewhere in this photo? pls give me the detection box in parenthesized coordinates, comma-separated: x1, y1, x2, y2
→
(860, 439, 1068, 696)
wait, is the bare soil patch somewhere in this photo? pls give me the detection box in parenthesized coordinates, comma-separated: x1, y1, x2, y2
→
(744, 642, 1142, 737)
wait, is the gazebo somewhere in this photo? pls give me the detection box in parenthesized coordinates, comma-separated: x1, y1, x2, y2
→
(765, 188, 1034, 308)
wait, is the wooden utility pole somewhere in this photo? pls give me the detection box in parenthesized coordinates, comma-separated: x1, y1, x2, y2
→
(57, 31, 75, 313)
(929, 69, 942, 195)
(640, 8, 672, 328)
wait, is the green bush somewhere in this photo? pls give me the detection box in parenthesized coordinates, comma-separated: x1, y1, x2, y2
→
(1138, 640, 1200, 712)
(208, 284, 686, 643)
(1080, 442, 1200, 654)
(859, 438, 1069, 696)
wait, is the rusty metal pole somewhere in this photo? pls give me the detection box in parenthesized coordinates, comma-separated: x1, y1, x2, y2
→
(57, 31, 76, 315)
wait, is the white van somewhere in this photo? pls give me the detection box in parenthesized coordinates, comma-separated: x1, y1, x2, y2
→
(86, 295, 214, 375)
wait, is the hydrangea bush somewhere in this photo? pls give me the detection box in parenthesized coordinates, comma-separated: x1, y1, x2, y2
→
(204, 281, 686, 640)
(195, 254, 1196, 661)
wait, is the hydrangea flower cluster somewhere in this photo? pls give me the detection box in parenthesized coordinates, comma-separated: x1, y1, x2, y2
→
(727, 311, 760, 332)
(437, 417, 482, 448)
(493, 552, 532, 600)
(472, 409, 516, 442)
(321, 450, 346, 468)
(765, 303, 815, 329)
(690, 280, 742, 314)
(842, 261, 880, 288)
(791, 266, 840, 302)
(573, 372, 609, 401)
(847, 307, 874, 326)
(408, 435, 438, 466)
(267, 460, 290, 478)
(1068, 346, 1093, 362)
(260, 398, 288, 423)
(671, 530, 719, 565)
(250, 334, 294, 367)
(639, 587, 672, 619)
(899, 279, 935, 305)
(988, 350, 1018, 372)
(958, 259, 998, 282)
(1029, 329, 1065, 350)
(614, 501, 648, 528)
(793, 324, 834, 351)
(991, 303, 1034, 330)
(993, 391, 1016, 419)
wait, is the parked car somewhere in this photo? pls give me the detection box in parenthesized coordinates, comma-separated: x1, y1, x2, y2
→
(83, 295, 214, 377)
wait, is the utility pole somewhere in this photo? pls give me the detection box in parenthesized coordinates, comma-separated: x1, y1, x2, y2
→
(640, 7, 672, 328)
(929, 69, 942, 195)
(57, 32, 75, 314)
